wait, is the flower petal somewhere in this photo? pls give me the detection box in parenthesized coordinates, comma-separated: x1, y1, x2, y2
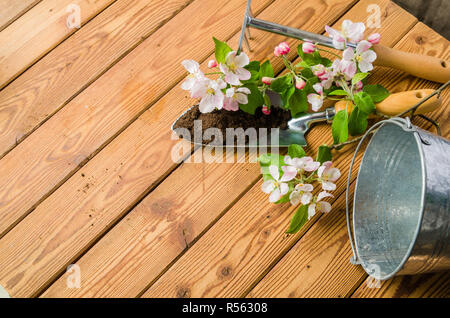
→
(281, 166, 297, 182)
(321, 181, 336, 191)
(297, 183, 314, 192)
(234, 52, 250, 67)
(317, 191, 334, 201)
(262, 180, 275, 193)
(318, 201, 332, 213)
(356, 40, 372, 54)
(269, 188, 281, 203)
(235, 92, 248, 105)
(182, 60, 199, 73)
(269, 165, 279, 181)
(279, 182, 289, 196)
(236, 67, 251, 81)
(224, 72, 242, 86)
(236, 87, 251, 94)
(199, 94, 217, 113)
(289, 191, 300, 206)
(361, 50, 377, 63)
(326, 167, 341, 182)
(358, 61, 373, 73)
(301, 192, 313, 205)
(308, 204, 316, 219)
(343, 47, 354, 61)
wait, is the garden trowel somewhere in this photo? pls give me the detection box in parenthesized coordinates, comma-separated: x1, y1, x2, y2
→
(171, 89, 441, 147)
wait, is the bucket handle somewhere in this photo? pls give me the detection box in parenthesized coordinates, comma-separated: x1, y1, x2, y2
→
(345, 117, 417, 265)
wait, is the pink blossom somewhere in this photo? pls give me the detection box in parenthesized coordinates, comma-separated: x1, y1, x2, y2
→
(223, 87, 251, 111)
(208, 59, 218, 68)
(274, 41, 290, 57)
(262, 77, 273, 85)
(261, 165, 296, 203)
(312, 64, 326, 77)
(308, 191, 334, 218)
(219, 51, 251, 85)
(191, 79, 227, 113)
(354, 80, 363, 92)
(302, 41, 316, 54)
(368, 33, 381, 45)
(295, 77, 306, 89)
(317, 161, 341, 191)
(289, 183, 314, 206)
(262, 105, 271, 115)
(307, 83, 325, 112)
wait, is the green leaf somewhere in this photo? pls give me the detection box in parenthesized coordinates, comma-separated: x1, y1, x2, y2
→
(270, 74, 292, 94)
(245, 61, 260, 72)
(348, 107, 368, 136)
(328, 89, 348, 96)
(363, 84, 390, 103)
(352, 72, 369, 86)
(288, 144, 306, 159)
(297, 44, 322, 66)
(260, 60, 274, 78)
(321, 57, 332, 67)
(281, 86, 295, 109)
(213, 37, 232, 64)
(332, 110, 349, 145)
(239, 83, 264, 114)
(288, 88, 308, 117)
(258, 153, 286, 181)
(316, 145, 332, 164)
(354, 91, 376, 114)
(286, 205, 309, 234)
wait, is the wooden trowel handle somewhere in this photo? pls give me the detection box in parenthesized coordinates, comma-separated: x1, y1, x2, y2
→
(334, 89, 441, 117)
(373, 44, 450, 84)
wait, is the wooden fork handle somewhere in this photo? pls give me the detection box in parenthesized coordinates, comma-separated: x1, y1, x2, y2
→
(373, 44, 450, 84)
(334, 89, 441, 117)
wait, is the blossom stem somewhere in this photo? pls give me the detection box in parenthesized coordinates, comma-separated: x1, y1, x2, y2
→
(204, 72, 223, 75)
(331, 129, 378, 149)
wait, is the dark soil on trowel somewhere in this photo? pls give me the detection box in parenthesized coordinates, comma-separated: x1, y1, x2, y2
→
(172, 105, 291, 145)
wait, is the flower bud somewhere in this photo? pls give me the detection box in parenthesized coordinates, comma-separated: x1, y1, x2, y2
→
(295, 77, 306, 90)
(208, 59, 218, 68)
(262, 105, 271, 115)
(312, 64, 326, 77)
(354, 80, 363, 92)
(261, 77, 273, 85)
(368, 33, 381, 45)
(274, 41, 290, 57)
(302, 41, 316, 54)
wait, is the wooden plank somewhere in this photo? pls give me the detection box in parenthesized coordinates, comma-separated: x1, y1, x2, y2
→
(0, 0, 192, 160)
(352, 272, 450, 298)
(0, 0, 272, 239)
(0, 0, 274, 298)
(37, 0, 359, 299)
(0, 0, 41, 31)
(248, 23, 450, 298)
(0, 0, 116, 90)
(140, 0, 421, 298)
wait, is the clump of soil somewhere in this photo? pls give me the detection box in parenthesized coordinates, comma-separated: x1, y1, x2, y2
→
(173, 105, 291, 145)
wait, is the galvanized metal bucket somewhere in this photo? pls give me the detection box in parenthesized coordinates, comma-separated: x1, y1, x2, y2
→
(346, 117, 450, 280)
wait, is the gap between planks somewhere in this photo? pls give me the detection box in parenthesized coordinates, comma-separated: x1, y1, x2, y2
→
(0, 0, 43, 32)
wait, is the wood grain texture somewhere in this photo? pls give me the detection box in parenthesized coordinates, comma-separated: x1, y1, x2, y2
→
(352, 272, 450, 298)
(0, 0, 42, 31)
(0, 0, 191, 160)
(0, 0, 116, 90)
(249, 22, 450, 298)
(140, 0, 420, 298)
(40, 0, 359, 298)
(0, 0, 274, 298)
(142, 152, 363, 298)
(0, 0, 271, 240)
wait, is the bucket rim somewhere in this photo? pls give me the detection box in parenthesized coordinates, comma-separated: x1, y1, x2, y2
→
(352, 120, 427, 280)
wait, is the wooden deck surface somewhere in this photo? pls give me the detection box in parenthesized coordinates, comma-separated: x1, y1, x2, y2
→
(0, 0, 448, 298)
